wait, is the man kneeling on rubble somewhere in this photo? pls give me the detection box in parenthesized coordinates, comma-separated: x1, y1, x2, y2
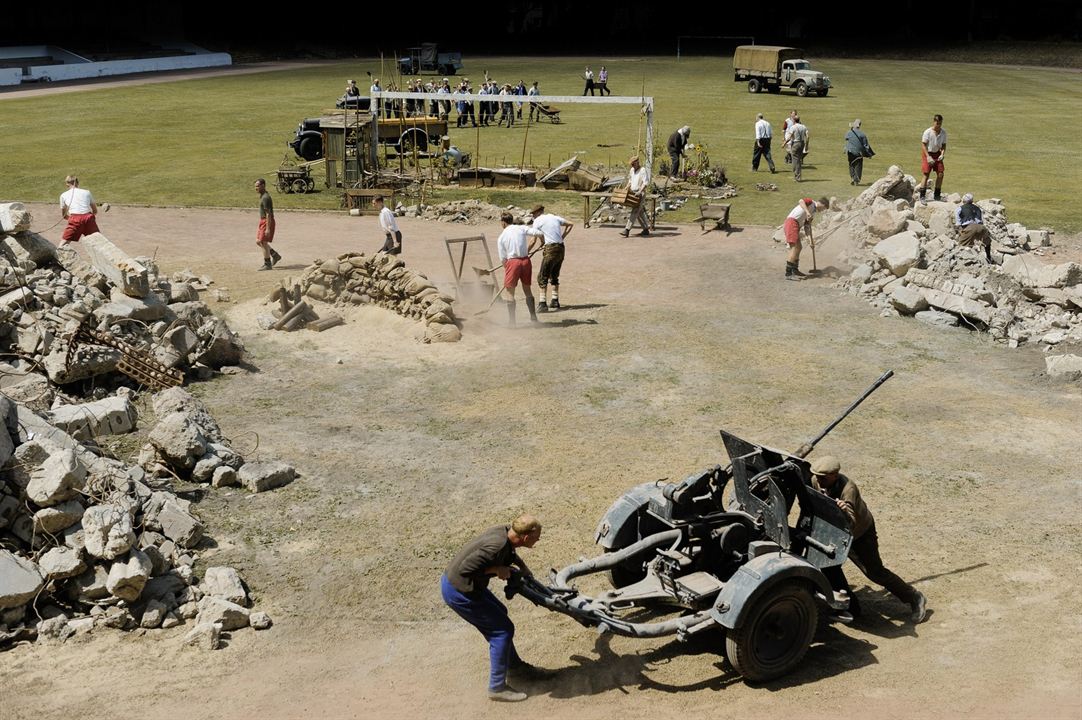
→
(955, 193, 993, 263)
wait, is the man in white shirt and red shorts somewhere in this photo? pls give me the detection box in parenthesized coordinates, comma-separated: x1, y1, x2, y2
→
(783, 197, 828, 281)
(917, 114, 948, 205)
(497, 213, 544, 325)
(58, 175, 100, 248)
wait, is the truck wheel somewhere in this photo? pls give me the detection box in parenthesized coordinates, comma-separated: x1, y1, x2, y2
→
(818, 88, 829, 97)
(767, 85, 781, 94)
(747, 79, 761, 93)
(725, 582, 818, 682)
(795, 81, 808, 97)
(399, 130, 428, 153)
(298, 136, 323, 161)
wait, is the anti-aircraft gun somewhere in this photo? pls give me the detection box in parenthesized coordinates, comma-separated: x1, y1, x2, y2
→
(508, 371, 893, 682)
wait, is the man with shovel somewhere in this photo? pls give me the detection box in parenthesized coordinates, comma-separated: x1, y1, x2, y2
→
(783, 196, 828, 280)
(496, 212, 544, 325)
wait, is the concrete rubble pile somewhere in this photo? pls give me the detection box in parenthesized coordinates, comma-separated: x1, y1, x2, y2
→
(0, 386, 290, 651)
(0, 203, 246, 396)
(780, 168, 1082, 376)
(298, 251, 463, 343)
(401, 200, 531, 225)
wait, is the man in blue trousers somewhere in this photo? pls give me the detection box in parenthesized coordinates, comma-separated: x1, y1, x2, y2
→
(441, 514, 549, 701)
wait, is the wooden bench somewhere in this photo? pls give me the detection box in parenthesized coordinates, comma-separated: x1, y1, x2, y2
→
(693, 202, 732, 234)
(344, 188, 396, 214)
(581, 191, 659, 230)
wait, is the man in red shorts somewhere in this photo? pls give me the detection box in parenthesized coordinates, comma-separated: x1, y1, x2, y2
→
(496, 212, 543, 325)
(255, 178, 281, 271)
(58, 175, 100, 247)
(917, 114, 947, 205)
(783, 196, 828, 280)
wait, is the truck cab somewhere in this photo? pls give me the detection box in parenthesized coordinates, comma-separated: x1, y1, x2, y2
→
(781, 59, 831, 96)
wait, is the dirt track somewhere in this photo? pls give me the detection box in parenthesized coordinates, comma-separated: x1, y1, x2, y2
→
(3, 203, 1081, 720)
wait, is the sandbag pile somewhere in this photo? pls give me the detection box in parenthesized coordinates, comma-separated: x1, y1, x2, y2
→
(788, 168, 1082, 363)
(0, 388, 283, 650)
(299, 251, 462, 343)
(0, 204, 245, 395)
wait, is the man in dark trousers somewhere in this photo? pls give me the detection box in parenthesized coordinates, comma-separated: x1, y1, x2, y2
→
(667, 125, 691, 179)
(441, 514, 551, 702)
(810, 456, 927, 624)
(844, 119, 875, 185)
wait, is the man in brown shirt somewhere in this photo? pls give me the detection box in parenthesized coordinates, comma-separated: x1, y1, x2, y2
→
(811, 456, 927, 624)
(441, 514, 549, 702)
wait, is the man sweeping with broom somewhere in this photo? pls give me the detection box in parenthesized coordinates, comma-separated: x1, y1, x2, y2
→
(497, 213, 545, 325)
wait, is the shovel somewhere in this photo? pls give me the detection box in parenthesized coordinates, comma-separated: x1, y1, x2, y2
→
(472, 246, 542, 316)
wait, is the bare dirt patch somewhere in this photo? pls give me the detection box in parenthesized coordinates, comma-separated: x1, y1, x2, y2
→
(5, 203, 1081, 720)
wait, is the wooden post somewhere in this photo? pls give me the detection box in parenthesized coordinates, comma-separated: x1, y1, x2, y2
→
(476, 117, 482, 188)
(519, 108, 532, 187)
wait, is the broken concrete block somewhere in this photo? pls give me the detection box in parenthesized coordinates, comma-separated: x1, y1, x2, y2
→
(239, 460, 296, 493)
(152, 388, 224, 443)
(73, 564, 111, 601)
(191, 453, 223, 483)
(140, 598, 168, 629)
(45, 396, 138, 442)
(149, 412, 207, 470)
(27, 449, 86, 507)
(914, 309, 959, 328)
(196, 596, 250, 631)
(0, 287, 32, 310)
(82, 504, 136, 560)
(210, 466, 238, 488)
(37, 614, 73, 644)
(1002, 256, 1082, 289)
(39, 546, 86, 580)
(250, 611, 272, 630)
(874, 231, 922, 277)
(202, 566, 247, 606)
(921, 289, 993, 325)
(1, 232, 56, 267)
(183, 621, 222, 650)
(108, 288, 171, 321)
(0, 373, 53, 413)
(0, 203, 32, 233)
(194, 318, 245, 367)
(0, 550, 44, 609)
(157, 500, 204, 549)
(1045, 354, 1082, 378)
(142, 572, 187, 603)
(33, 498, 85, 534)
(42, 344, 120, 384)
(165, 326, 199, 357)
(866, 207, 909, 239)
(94, 302, 135, 326)
(83, 233, 150, 298)
(106, 548, 153, 602)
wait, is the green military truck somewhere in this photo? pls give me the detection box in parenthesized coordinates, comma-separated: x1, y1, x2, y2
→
(733, 45, 832, 97)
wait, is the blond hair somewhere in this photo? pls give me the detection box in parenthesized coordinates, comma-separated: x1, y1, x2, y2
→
(511, 514, 541, 536)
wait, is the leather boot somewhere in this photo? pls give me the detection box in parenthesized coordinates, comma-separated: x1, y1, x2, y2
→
(785, 262, 802, 281)
(791, 262, 807, 277)
(525, 296, 538, 322)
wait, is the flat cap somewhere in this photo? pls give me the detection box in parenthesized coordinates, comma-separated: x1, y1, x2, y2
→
(810, 455, 841, 476)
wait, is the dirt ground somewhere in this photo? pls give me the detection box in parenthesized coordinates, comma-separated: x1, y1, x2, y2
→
(3, 202, 1081, 720)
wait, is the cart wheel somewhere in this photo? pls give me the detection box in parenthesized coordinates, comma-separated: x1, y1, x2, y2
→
(306, 178, 316, 192)
(277, 181, 289, 193)
(292, 179, 307, 194)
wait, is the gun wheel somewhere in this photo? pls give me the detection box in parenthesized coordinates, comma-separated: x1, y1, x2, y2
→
(725, 581, 817, 682)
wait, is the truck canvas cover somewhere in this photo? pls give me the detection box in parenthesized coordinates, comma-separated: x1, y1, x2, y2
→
(733, 45, 804, 72)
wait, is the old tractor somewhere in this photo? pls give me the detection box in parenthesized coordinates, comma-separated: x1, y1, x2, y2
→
(508, 371, 893, 682)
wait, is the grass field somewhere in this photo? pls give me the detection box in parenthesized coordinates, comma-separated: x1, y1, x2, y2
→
(2, 55, 1080, 232)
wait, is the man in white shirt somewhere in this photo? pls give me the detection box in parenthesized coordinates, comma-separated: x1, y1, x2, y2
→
(619, 155, 652, 238)
(374, 195, 402, 255)
(583, 66, 595, 96)
(497, 213, 544, 324)
(58, 175, 100, 247)
(527, 82, 540, 122)
(917, 114, 948, 204)
(782, 196, 828, 280)
(529, 204, 574, 312)
(498, 84, 515, 128)
(753, 113, 776, 173)
(784, 115, 809, 182)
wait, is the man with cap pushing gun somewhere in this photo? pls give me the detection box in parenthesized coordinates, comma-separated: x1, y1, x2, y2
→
(810, 455, 928, 624)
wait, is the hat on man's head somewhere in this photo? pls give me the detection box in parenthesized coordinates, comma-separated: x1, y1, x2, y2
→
(851, 119, 861, 129)
(530, 204, 545, 214)
(962, 193, 974, 203)
(810, 456, 841, 476)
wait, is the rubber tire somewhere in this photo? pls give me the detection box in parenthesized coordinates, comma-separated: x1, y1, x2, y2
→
(818, 88, 829, 97)
(298, 136, 323, 162)
(725, 582, 818, 682)
(795, 81, 809, 98)
(399, 130, 428, 153)
(605, 548, 649, 588)
(748, 79, 761, 93)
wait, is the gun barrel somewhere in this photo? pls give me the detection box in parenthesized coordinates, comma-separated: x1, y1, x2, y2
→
(794, 370, 894, 459)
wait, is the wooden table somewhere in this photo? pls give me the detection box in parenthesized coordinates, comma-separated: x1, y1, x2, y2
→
(581, 191, 658, 230)
(344, 188, 396, 214)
